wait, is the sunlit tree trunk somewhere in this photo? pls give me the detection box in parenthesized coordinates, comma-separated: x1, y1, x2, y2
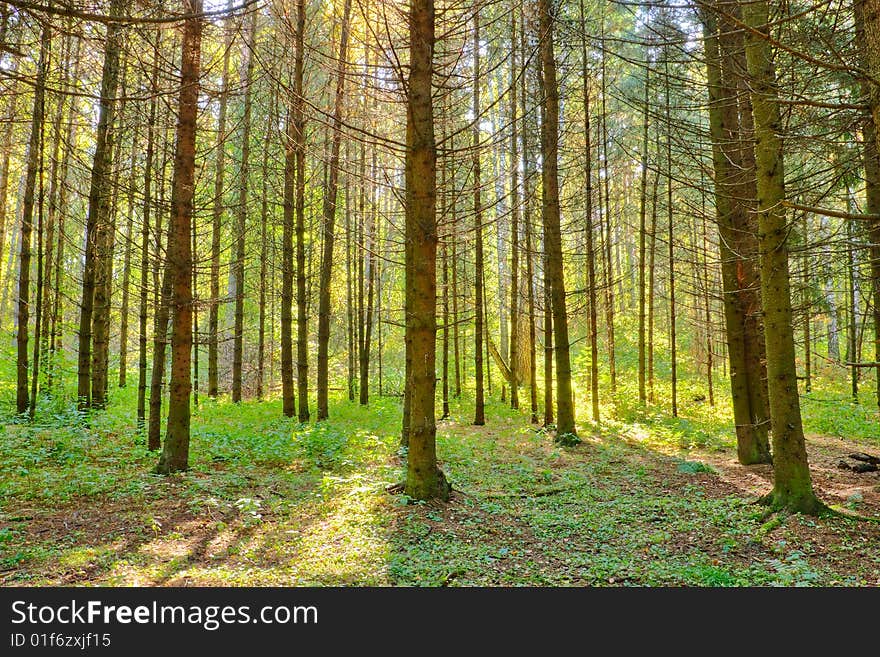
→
(209, 1, 232, 399)
(403, 0, 450, 502)
(156, 0, 202, 474)
(744, 0, 822, 513)
(232, 12, 257, 403)
(316, 0, 353, 420)
(538, 0, 576, 438)
(472, 8, 485, 426)
(76, 0, 124, 410)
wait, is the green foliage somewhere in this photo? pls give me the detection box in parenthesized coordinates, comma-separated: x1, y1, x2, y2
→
(676, 460, 717, 475)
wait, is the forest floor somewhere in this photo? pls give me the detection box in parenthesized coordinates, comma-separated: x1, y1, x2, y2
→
(2, 387, 879, 587)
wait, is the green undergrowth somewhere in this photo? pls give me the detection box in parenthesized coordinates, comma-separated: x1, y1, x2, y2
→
(1, 362, 879, 586)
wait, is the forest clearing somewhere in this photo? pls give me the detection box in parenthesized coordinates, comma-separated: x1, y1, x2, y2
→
(2, 0, 880, 590)
(2, 379, 879, 586)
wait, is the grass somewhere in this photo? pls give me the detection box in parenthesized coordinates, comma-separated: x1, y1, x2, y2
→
(1, 343, 879, 586)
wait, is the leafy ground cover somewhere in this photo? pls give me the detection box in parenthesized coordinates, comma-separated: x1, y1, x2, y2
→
(2, 379, 878, 587)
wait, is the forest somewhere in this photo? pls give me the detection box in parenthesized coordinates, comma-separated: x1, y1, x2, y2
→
(1, 0, 879, 587)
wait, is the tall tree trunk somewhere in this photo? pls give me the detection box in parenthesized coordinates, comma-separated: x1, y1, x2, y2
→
(294, 0, 309, 422)
(359, 141, 377, 406)
(523, 16, 539, 425)
(403, 0, 449, 502)
(743, 0, 822, 513)
(118, 141, 138, 388)
(664, 48, 677, 418)
(577, 0, 599, 422)
(802, 214, 812, 393)
(638, 55, 650, 407)
(156, 0, 202, 475)
(316, 0, 353, 420)
(472, 9, 485, 426)
(451, 192, 461, 399)
(509, 10, 520, 411)
(138, 20, 160, 428)
(281, 97, 297, 415)
(257, 115, 270, 401)
(39, 31, 71, 393)
(346, 150, 356, 402)
(701, 3, 771, 464)
(48, 36, 82, 390)
(76, 0, 124, 410)
(855, 0, 880, 409)
(28, 56, 47, 420)
(91, 56, 128, 409)
(599, 18, 617, 395)
(648, 145, 659, 404)
(538, 0, 576, 439)
(16, 19, 49, 415)
(209, 1, 233, 399)
(232, 12, 257, 403)
(0, 27, 21, 288)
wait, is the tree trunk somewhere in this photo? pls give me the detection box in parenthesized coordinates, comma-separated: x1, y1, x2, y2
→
(295, 0, 309, 422)
(316, 0, 353, 420)
(156, 0, 202, 475)
(76, 0, 124, 410)
(638, 54, 650, 407)
(118, 140, 138, 388)
(523, 16, 539, 425)
(403, 0, 449, 502)
(508, 10, 520, 411)
(701, 3, 771, 464)
(232, 12, 257, 403)
(48, 37, 82, 390)
(138, 21, 160, 428)
(664, 49, 677, 419)
(599, 18, 617, 395)
(743, 0, 822, 513)
(209, 1, 233, 399)
(538, 0, 576, 439)
(257, 114, 270, 401)
(472, 9, 485, 426)
(855, 0, 880, 408)
(16, 19, 49, 416)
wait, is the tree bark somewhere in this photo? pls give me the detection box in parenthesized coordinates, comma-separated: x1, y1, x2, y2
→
(472, 9, 485, 426)
(156, 0, 202, 475)
(403, 0, 449, 502)
(294, 0, 309, 422)
(538, 0, 576, 438)
(209, 0, 233, 399)
(701, 2, 772, 464)
(76, 0, 124, 410)
(316, 0, 353, 420)
(232, 12, 257, 403)
(15, 18, 49, 415)
(138, 20, 160, 428)
(743, 0, 822, 513)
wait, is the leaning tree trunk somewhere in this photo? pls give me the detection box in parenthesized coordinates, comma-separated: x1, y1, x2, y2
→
(156, 0, 202, 475)
(403, 0, 450, 502)
(538, 0, 576, 439)
(743, 0, 822, 514)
